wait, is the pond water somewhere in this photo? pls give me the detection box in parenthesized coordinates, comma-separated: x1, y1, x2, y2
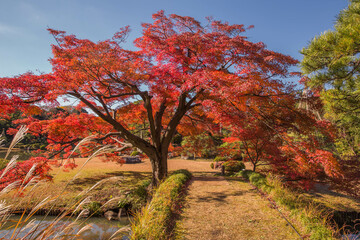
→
(0, 215, 130, 239)
(342, 233, 360, 240)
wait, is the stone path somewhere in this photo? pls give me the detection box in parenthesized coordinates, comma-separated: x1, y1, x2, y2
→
(179, 175, 303, 240)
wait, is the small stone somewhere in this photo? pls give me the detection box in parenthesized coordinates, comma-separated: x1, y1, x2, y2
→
(104, 210, 117, 221)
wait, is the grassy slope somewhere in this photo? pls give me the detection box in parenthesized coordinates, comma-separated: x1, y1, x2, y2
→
(131, 170, 192, 240)
(0, 159, 151, 213)
(245, 171, 339, 240)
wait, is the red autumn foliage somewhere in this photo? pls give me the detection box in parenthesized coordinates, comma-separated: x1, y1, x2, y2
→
(0, 11, 340, 188)
(218, 90, 342, 189)
(0, 157, 52, 190)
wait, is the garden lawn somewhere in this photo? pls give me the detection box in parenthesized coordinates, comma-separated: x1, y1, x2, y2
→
(0, 157, 216, 212)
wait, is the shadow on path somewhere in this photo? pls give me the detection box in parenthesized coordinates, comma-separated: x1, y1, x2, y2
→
(196, 190, 245, 202)
(179, 174, 302, 240)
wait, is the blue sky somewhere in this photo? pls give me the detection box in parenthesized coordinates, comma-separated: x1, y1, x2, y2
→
(0, 0, 349, 77)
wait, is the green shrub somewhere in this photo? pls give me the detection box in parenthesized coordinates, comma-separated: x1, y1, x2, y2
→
(248, 172, 267, 188)
(130, 150, 140, 156)
(131, 169, 192, 240)
(118, 198, 132, 209)
(136, 179, 151, 195)
(171, 169, 192, 179)
(223, 160, 245, 174)
(231, 153, 243, 161)
(0, 158, 9, 170)
(214, 156, 227, 162)
(235, 169, 253, 179)
(85, 201, 102, 214)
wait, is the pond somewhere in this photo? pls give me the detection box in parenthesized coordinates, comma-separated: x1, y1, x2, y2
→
(0, 215, 130, 239)
(342, 233, 360, 240)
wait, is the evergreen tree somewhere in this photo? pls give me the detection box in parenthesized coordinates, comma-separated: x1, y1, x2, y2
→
(301, 0, 360, 156)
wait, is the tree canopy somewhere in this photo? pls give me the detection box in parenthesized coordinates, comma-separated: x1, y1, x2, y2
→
(0, 11, 341, 188)
(301, 0, 360, 156)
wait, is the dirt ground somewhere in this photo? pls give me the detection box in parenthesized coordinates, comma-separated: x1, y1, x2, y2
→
(178, 175, 304, 240)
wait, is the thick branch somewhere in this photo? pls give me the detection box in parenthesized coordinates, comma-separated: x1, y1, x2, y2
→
(67, 91, 156, 157)
(162, 89, 204, 149)
(142, 93, 158, 148)
(103, 92, 140, 99)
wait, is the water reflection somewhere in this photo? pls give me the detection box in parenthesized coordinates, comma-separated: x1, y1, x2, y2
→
(342, 233, 360, 240)
(0, 215, 130, 239)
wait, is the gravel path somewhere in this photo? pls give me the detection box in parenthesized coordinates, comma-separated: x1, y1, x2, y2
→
(179, 175, 303, 240)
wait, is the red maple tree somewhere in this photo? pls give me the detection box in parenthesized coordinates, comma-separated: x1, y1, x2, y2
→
(216, 82, 342, 187)
(0, 11, 300, 187)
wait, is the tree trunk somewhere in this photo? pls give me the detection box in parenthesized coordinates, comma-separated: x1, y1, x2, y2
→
(148, 150, 168, 188)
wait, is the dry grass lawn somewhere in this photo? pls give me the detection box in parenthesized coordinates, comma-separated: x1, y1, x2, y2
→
(58, 157, 216, 173)
(0, 157, 216, 211)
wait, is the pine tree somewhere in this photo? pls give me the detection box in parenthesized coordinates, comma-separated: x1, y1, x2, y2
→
(301, 0, 360, 156)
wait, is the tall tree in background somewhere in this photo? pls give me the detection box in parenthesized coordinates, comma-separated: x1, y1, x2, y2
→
(0, 11, 298, 187)
(301, 0, 360, 156)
